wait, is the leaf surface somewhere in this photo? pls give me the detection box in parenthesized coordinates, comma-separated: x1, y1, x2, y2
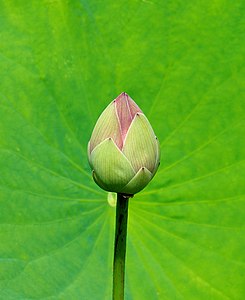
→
(0, 1, 244, 299)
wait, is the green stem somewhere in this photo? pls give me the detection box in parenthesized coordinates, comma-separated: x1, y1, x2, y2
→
(113, 193, 129, 300)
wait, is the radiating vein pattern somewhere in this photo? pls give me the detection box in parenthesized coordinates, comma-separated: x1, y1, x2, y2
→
(0, 0, 244, 299)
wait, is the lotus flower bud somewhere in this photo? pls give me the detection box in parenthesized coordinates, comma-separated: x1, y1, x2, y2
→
(88, 92, 160, 195)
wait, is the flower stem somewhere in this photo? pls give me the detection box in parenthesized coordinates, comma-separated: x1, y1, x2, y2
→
(113, 193, 129, 300)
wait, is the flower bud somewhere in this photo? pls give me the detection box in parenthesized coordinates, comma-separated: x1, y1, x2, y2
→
(88, 92, 160, 195)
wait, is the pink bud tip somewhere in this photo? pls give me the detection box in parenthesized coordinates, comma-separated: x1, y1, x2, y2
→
(114, 93, 142, 146)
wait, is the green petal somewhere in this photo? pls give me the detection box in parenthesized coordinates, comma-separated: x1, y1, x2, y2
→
(90, 138, 135, 192)
(120, 167, 152, 194)
(92, 170, 107, 190)
(152, 137, 161, 176)
(87, 141, 92, 167)
(123, 113, 159, 173)
(89, 102, 122, 152)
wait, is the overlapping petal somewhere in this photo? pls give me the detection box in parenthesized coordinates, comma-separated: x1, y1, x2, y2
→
(89, 102, 122, 152)
(120, 167, 152, 194)
(90, 138, 135, 192)
(122, 113, 159, 173)
(115, 92, 142, 143)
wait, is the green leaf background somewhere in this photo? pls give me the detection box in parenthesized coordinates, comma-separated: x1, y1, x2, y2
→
(0, 1, 244, 299)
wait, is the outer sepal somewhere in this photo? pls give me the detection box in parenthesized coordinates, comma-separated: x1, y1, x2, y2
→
(120, 167, 152, 194)
(152, 136, 161, 176)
